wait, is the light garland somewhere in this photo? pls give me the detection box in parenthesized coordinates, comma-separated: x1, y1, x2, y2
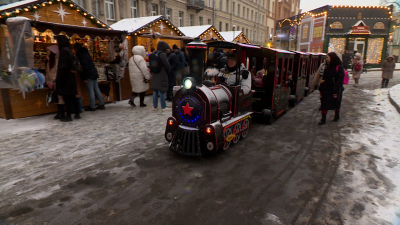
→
(0, 0, 109, 29)
(198, 26, 224, 40)
(328, 38, 346, 55)
(366, 38, 384, 64)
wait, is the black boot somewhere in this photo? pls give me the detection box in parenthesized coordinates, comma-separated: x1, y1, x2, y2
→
(61, 113, 72, 122)
(128, 99, 136, 107)
(318, 114, 326, 125)
(139, 93, 147, 107)
(332, 113, 340, 122)
(54, 104, 65, 120)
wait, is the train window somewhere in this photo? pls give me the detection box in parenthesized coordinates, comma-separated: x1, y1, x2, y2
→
(281, 58, 288, 85)
(288, 58, 293, 79)
(277, 58, 283, 84)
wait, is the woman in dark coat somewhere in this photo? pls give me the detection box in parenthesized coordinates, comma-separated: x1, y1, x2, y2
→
(151, 41, 171, 111)
(55, 35, 79, 122)
(318, 52, 344, 125)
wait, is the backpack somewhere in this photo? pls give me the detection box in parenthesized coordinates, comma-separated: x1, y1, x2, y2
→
(336, 65, 349, 85)
(149, 51, 162, 73)
(354, 62, 362, 71)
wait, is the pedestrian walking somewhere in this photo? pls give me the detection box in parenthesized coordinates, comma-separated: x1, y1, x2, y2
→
(342, 50, 351, 71)
(128, 45, 151, 107)
(318, 52, 345, 125)
(55, 35, 80, 122)
(166, 48, 178, 101)
(351, 53, 363, 87)
(45, 45, 66, 120)
(150, 41, 171, 111)
(381, 55, 396, 88)
(181, 47, 190, 80)
(172, 44, 185, 86)
(73, 42, 105, 111)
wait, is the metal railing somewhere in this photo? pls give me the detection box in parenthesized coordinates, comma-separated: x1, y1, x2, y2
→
(187, 0, 204, 9)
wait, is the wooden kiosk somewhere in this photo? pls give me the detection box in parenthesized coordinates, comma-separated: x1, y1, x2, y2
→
(111, 16, 194, 100)
(179, 25, 224, 41)
(219, 31, 251, 44)
(0, 0, 126, 119)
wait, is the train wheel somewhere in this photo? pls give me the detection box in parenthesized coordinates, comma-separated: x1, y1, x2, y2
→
(241, 118, 250, 138)
(223, 128, 232, 150)
(261, 109, 275, 125)
(232, 123, 241, 144)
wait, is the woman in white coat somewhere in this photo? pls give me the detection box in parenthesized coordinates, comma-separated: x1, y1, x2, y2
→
(128, 45, 151, 107)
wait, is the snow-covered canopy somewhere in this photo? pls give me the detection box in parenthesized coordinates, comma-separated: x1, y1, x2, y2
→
(219, 31, 243, 42)
(179, 25, 213, 38)
(111, 15, 163, 33)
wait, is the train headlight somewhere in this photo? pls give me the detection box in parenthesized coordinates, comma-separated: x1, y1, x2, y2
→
(183, 77, 196, 90)
(206, 127, 212, 133)
(168, 119, 174, 125)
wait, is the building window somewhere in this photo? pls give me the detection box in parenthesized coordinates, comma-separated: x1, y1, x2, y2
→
(272, 2, 275, 13)
(267, 0, 270, 11)
(302, 25, 308, 39)
(226, 0, 229, 12)
(267, 26, 270, 39)
(105, 0, 115, 20)
(166, 8, 172, 20)
(261, 32, 264, 42)
(190, 14, 194, 26)
(263, 0, 265, 6)
(179, 11, 184, 26)
(253, 31, 256, 41)
(199, 16, 203, 25)
(208, 19, 212, 24)
(247, 8, 249, 19)
(358, 12, 362, 20)
(238, 4, 240, 16)
(255, 12, 257, 22)
(226, 23, 229, 31)
(313, 26, 323, 38)
(233, 2, 235, 15)
(131, 0, 138, 18)
(75, 0, 85, 8)
(242, 27, 244, 33)
(151, 4, 158, 16)
(246, 28, 248, 36)
(220, 0, 222, 10)
(219, 22, 222, 31)
(261, 15, 264, 25)
(243, 6, 245, 17)
(237, 26, 239, 31)
(251, 10, 253, 21)
(271, 28, 273, 38)
(208, 0, 211, 7)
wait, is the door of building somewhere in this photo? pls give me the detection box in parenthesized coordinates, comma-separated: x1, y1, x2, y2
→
(354, 38, 366, 56)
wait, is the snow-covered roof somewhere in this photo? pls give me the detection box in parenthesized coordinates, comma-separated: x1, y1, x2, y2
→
(179, 25, 213, 37)
(0, 0, 37, 12)
(110, 15, 163, 33)
(219, 31, 242, 42)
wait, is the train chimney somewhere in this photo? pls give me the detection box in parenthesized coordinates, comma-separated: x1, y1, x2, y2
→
(186, 38, 207, 87)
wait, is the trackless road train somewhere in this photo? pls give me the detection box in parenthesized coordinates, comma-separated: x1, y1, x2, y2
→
(165, 39, 326, 156)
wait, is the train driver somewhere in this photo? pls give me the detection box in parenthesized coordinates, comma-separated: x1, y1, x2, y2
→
(218, 53, 251, 94)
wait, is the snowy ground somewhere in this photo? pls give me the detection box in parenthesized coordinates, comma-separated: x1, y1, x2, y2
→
(0, 71, 399, 224)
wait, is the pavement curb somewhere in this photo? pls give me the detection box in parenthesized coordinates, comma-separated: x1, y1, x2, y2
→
(388, 84, 400, 114)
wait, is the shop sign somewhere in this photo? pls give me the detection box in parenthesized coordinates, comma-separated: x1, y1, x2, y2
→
(330, 21, 343, 29)
(350, 25, 370, 34)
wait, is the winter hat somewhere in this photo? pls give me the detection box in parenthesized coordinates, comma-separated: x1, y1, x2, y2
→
(173, 44, 179, 50)
(227, 53, 238, 61)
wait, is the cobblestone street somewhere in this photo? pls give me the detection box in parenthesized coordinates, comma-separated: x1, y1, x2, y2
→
(0, 72, 400, 225)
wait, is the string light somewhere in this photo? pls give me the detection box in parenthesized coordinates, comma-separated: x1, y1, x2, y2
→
(366, 38, 384, 64)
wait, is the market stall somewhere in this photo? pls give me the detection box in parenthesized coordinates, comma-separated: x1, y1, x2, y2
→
(0, 0, 127, 119)
(111, 15, 193, 100)
(179, 25, 224, 41)
(219, 31, 250, 44)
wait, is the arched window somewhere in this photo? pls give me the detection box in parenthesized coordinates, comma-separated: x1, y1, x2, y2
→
(357, 12, 362, 20)
(302, 25, 308, 39)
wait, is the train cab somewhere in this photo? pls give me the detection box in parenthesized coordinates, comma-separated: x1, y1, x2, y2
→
(250, 48, 295, 124)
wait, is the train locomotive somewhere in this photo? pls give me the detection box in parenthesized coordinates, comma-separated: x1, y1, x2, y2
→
(164, 39, 253, 156)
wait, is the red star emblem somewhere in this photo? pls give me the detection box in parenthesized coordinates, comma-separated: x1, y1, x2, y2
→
(182, 103, 194, 116)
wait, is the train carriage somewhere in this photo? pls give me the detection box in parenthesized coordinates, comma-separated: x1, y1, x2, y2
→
(305, 53, 321, 95)
(250, 48, 295, 124)
(289, 51, 310, 107)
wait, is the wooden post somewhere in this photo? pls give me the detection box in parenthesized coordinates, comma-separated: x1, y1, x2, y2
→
(1, 88, 13, 120)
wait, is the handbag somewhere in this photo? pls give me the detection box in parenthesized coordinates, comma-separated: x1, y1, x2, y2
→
(46, 91, 58, 106)
(132, 58, 150, 83)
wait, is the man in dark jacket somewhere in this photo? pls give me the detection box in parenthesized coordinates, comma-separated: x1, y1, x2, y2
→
(166, 48, 179, 101)
(181, 47, 190, 79)
(342, 50, 351, 71)
(172, 44, 185, 86)
(151, 41, 171, 111)
(73, 43, 105, 111)
(56, 35, 79, 122)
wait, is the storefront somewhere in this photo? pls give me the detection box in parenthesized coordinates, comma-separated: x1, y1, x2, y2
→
(111, 15, 194, 100)
(276, 5, 392, 65)
(0, 0, 127, 119)
(219, 31, 251, 44)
